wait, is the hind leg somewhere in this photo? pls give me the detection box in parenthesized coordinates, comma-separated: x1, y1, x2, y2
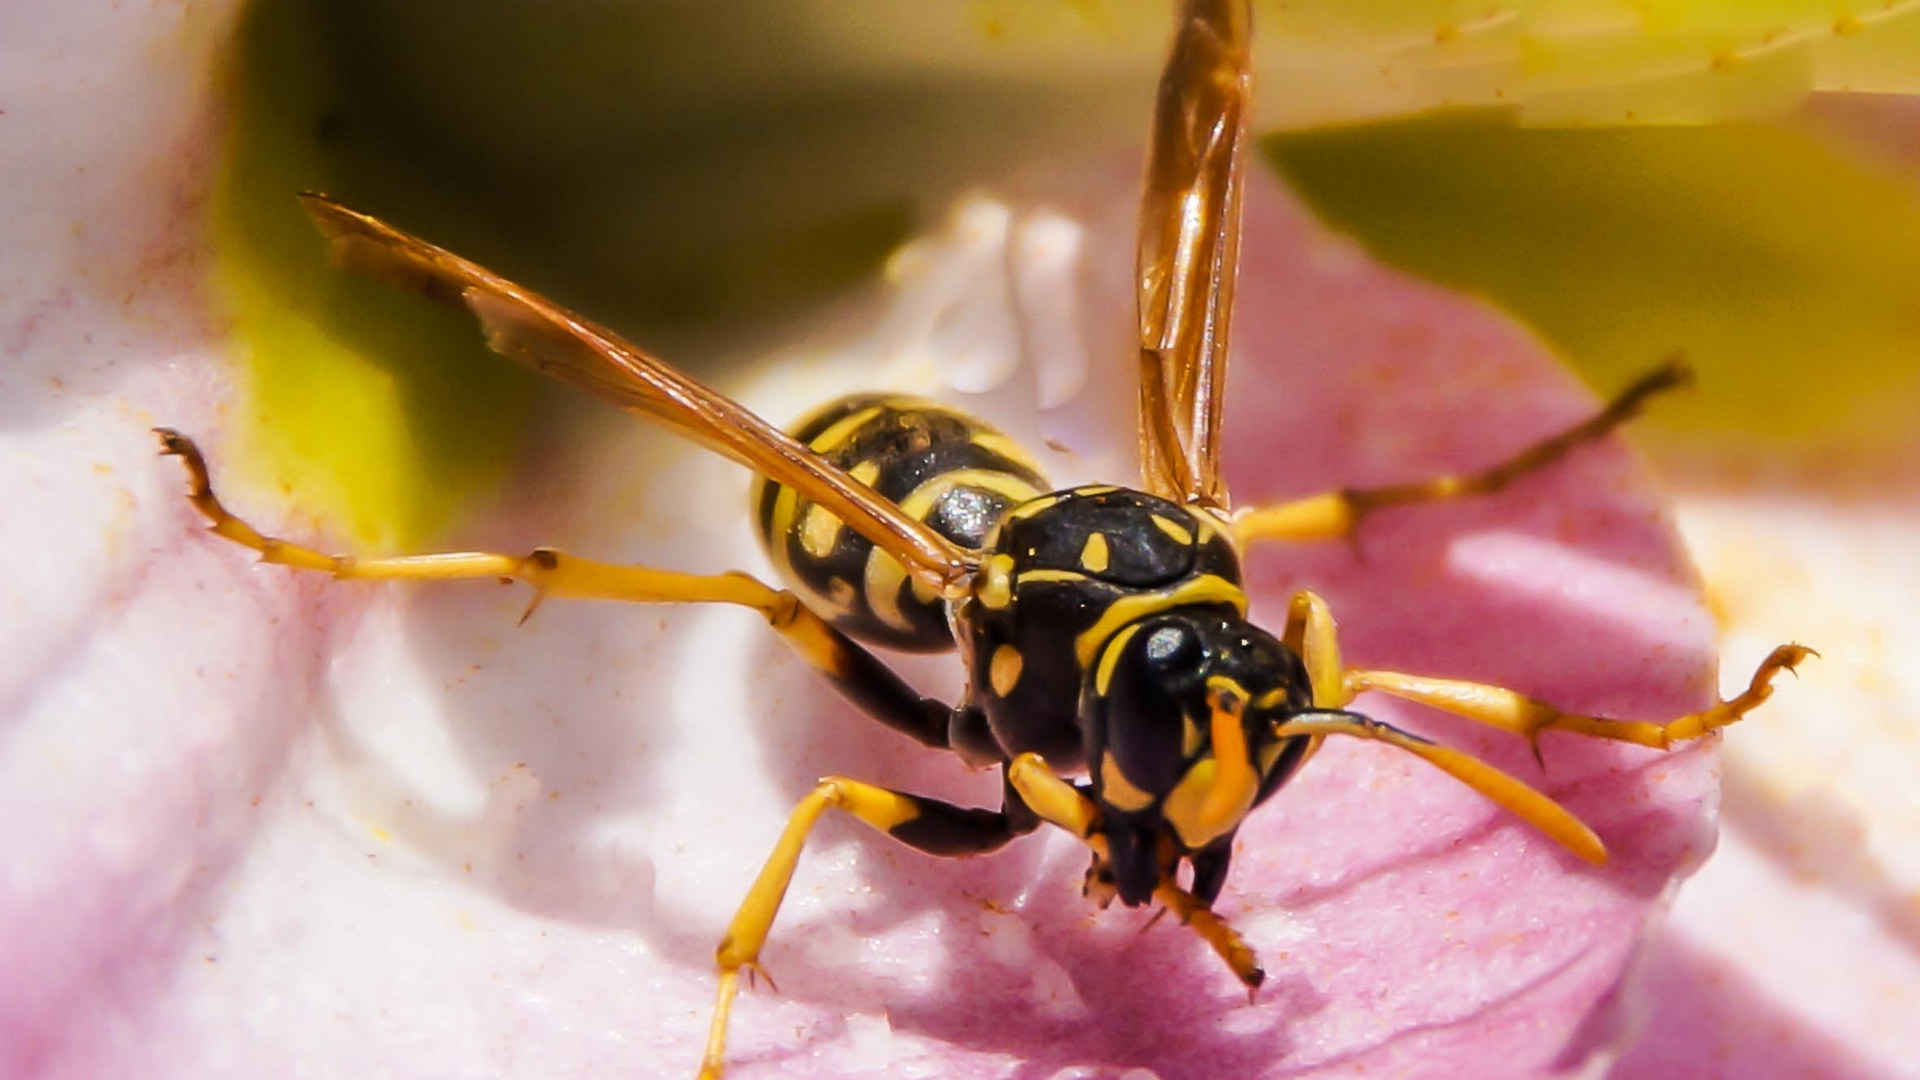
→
(1232, 360, 1689, 546)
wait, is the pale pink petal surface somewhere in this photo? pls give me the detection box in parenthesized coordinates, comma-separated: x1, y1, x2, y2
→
(0, 6, 1830, 1079)
(10, 151, 1723, 1080)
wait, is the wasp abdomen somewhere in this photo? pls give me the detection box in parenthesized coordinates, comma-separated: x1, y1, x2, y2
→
(753, 394, 1049, 652)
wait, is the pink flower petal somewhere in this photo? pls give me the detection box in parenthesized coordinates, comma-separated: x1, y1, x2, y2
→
(7, 37, 1721, 1075)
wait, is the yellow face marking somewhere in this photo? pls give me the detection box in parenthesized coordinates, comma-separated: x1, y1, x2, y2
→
(975, 554, 1016, 610)
(1151, 514, 1193, 546)
(1093, 623, 1145, 697)
(1099, 752, 1157, 813)
(799, 503, 845, 560)
(1162, 759, 1228, 848)
(1196, 678, 1256, 836)
(1074, 485, 1119, 497)
(1073, 574, 1247, 667)
(804, 404, 885, 455)
(988, 645, 1024, 697)
(1162, 756, 1255, 850)
(1253, 688, 1291, 711)
(1079, 533, 1111, 573)
(848, 460, 882, 487)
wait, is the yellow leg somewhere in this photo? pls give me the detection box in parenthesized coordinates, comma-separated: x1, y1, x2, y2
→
(1277, 588, 1813, 863)
(701, 777, 1026, 1079)
(1006, 754, 1264, 991)
(155, 428, 970, 747)
(1270, 712, 1606, 865)
(1233, 359, 1690, 545)
(1344, 644, 1815, 758)
(1279, 590, 1344, 710)
(161, 427, 798, 613)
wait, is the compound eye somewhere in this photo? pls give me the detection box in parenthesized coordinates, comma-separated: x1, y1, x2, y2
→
(1096, 619, 1208, 802)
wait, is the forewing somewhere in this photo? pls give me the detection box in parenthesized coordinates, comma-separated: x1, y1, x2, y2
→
(1135, 0, 1252, 510)
(299, 193, 976, 591)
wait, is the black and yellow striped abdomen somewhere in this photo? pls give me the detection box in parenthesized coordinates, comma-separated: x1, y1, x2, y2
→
(753, 394, 1049, 652)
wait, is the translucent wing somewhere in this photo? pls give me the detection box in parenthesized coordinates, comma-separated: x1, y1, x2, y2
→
(300, 193, 977, 593)
(1135, 0, 1252, 511)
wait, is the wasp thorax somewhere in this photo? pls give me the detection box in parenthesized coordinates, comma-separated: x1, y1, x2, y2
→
(956, 484, 1249, 771)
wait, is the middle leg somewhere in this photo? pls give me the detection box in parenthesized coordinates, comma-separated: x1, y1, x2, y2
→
(1282, 591, 1812, 758)
(1275, 590, 1810, 862)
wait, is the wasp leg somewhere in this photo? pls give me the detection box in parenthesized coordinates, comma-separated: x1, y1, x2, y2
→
(1271, 710, 1607, 865)
(1277, 589, 1813, 862)
(1282, 589, 1813, 755)
(702, 775, 1038, 1080)
(155, 428, 956, 751)
(1344, 646, 1815, 758)
(1006, 754, 1264, 992)
(1232, 359, 1690, 546)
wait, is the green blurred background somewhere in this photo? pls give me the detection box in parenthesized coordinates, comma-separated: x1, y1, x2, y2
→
(213, 0, 1920, 545)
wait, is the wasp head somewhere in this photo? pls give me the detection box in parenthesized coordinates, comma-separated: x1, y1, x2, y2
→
(1081, 609, 1316, 907)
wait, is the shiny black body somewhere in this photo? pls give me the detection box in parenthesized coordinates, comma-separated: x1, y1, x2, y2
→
(752, 394, 1046, 652)
(957, 485, 1244, 767)
(757, 404, 1318, 906)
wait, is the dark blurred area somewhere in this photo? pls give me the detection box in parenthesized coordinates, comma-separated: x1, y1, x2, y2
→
(252, 0, 1155, 356)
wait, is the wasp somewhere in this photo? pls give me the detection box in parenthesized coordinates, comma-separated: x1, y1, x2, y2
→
(155, 1, 1809, 1075)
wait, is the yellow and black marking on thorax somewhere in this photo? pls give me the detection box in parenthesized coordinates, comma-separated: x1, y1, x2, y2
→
(753, 394, 1048, 652)
(957, 484, 1246, 767)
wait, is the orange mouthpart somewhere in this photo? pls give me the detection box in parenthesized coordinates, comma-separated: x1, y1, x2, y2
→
(1196, 679, 1256, 835)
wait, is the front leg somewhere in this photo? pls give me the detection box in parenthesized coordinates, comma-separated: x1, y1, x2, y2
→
(701, 773, 1039, 1079)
